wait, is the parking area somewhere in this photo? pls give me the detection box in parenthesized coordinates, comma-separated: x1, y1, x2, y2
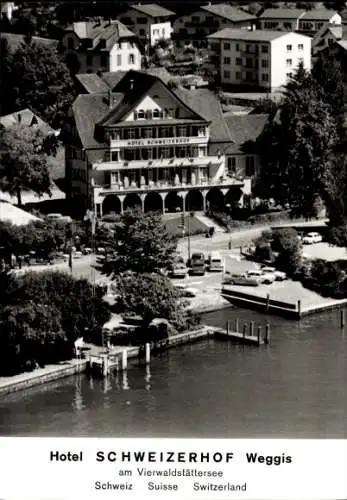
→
(302, 242, 347, 262)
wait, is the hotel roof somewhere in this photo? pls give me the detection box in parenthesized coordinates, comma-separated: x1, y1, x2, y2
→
(301, 9, 339, 21)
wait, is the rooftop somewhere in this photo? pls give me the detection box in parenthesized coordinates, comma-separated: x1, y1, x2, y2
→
(0, 108, 54, 134)
(0, 32, 58, 52)
(72, 70, 233, 148)
(225, 113, 269, 146)
(0, 201, 41, 226)
(301, 9, 340, 21)
(65, 20, 137, 51)
(259, 8, 305, 20)
(208, 28, 294, 42)
(200, 3, 255, 22)
(128, 3, 175, 18)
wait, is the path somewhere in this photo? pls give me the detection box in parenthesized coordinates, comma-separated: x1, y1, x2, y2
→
(194, 212, 225, 233)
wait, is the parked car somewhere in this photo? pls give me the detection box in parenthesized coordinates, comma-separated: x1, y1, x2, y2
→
(247, 269, 275, 284)
(82, 247, 93, 255)
(223, 271, 260, 286)
(302, 232, 322, 245)
(261, 266, 287, 281)
(73, 251, 83, 259)
(206, 251, 224, 272)
(190, 252, 206, 276)
(170, 263, 189, 278)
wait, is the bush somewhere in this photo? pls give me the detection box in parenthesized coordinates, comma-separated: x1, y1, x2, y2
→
(325, 223, 347, 247)
(297, 259, 347, 299)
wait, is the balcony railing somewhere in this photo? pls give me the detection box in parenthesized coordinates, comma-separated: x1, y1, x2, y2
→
(93, 155, 222, 172)
(94, 176, 244, 195)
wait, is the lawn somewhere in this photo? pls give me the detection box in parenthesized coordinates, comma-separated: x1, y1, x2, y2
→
(164, 215, 209, 238)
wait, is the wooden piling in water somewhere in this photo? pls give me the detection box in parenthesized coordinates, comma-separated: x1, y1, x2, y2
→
(242, 323, 247, 338)
(122, 350, 128, 371)
(257, 326, 262, 344)
(340, 310, 345, 328)
(266, 294, 270, 312)
(297, 299, 301, 318)
(145, 343, 151, 364)
(264, 322, 270, 344)
(250, 321, 255, 337)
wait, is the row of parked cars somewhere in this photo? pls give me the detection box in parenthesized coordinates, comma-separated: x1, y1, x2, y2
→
(170, 251, 224, 278)
(299, 232, 323, 245)
(223, 265, 287, 287)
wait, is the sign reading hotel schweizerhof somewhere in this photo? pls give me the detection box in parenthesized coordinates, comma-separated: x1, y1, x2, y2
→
(122, 137, 191, 147)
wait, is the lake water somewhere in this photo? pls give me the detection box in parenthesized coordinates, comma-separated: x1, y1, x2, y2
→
(0, 307, 346, 438)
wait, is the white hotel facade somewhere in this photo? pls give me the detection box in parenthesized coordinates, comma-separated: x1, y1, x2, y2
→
(66, 70, 249, 217)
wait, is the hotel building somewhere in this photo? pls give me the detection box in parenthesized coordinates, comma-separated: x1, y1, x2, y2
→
(66, 70, 250, 217)
(208, 29, 311, 91)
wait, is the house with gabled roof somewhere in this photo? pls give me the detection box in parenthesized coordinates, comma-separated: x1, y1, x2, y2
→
(120, 3, 175, 46)
(66, 69, 251, 216)
(173, 3, 255, 49)
(298, 9, 341, 35)
(312, 22, 342, 57)
(61, 20, 141, 74)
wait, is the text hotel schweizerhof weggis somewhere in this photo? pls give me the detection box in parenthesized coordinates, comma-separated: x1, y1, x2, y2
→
(0, 439, 346, 499)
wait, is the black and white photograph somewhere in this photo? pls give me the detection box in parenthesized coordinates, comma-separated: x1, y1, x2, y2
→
(0, 0, 346, 455)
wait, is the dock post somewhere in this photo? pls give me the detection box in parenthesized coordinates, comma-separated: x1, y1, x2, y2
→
(340, 310, 345, 328)
(297, 300, 301, 318)
(264, 322, 270, 345)
(145, 343, 151, 364)
(242, 323, 247, 338)
(235, 318, 239, 333)
(102, 355, 109, 377)
(250, 321, 255, 337)
(266, 294, 270, 312)
(122, 350, 128, 371)
(257, 326, 262, 344)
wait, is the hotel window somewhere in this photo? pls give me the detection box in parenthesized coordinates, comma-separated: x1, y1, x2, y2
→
(198, 126, 205, 136)
(261, 73, 269, 82)
(236, 72, 241, 80)
(141, 148, 152, 160)
(286, 44, 292, 51)
(146, 109, 153, 119)
(128, 54, 135, 64)
(177, 126, 186, 137)
(261, 59, 268, 68)
(298, 43, 304, 51)
(161, 147, 171, 158)
(224, 70, 230, 79)
(137, 109, 145, 119)
(168, 108, 175, 118)
(117, 54, 122, 66)
(111, 151, 119, 161)
(261, 44, 268, 54)
(235, 43, 240, 51)
(224, 56, 231, 64)
(284, 22, 292, 29)
(153, 108, 160, 118)
(236, 57, 242, 65)
(144, 128, 152, 138)
(224, 42, 230, 50)
(128, 128, 136, 139)
(245, 156, 255, 176)
(286, 58, 292, 66)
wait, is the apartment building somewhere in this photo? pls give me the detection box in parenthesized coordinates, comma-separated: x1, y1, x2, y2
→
(258, 8, 341, 35)
(173, 3, 255, 49)
(120, 3, 175, 46)
(208, 29, 311, 91)
(61, 20, 141, 74)
(66, 70, 253, 216)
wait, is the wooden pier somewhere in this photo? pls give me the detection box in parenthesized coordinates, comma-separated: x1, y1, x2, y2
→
(87, 321, 271, 377)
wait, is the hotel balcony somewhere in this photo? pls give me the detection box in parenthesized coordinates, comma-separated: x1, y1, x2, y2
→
(92, 155, 220, 172)
(93, 175, 244, 197)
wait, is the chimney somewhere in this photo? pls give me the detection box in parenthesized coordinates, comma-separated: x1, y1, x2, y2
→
(17, 113, 22, 123)
(130, 79, 134, 91)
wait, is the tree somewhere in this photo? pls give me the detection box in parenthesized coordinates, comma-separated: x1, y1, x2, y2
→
(1, 40, 75, 127)
(256, 63, 340, 219)
(0, 124, 55, 206)
(116, 272, 186, 332)
(104, 211, 177, 276)
(311, 55, 345, 122)
(271, 228, 302, 274)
